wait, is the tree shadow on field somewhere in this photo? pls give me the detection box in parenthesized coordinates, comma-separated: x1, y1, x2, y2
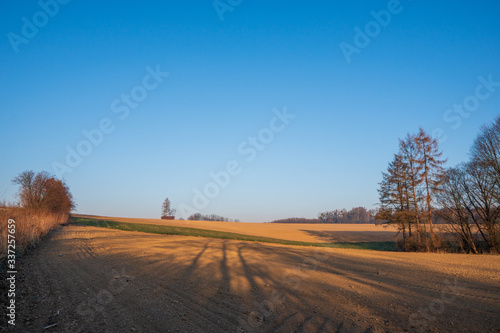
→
(60, 232, 500, 333)
(179, 241, 212, 282)
(242, 242, 499, 332)
(300, 229, 400, 243)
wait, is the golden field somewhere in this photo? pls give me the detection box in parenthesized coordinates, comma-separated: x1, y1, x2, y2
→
(74, 214, 400, 243)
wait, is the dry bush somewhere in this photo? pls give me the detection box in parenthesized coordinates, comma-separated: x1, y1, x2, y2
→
(0, 207, 68, 259)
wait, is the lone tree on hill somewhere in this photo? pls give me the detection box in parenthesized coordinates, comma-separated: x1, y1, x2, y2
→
(161, 197, 176, 218)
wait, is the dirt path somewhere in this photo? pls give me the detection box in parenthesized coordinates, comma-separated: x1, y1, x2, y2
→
(6, 225, 500, 332)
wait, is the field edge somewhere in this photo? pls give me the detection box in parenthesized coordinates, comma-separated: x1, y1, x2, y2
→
(72, 217, 397, 251)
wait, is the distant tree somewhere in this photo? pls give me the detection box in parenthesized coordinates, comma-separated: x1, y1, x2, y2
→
(272, 217, 322, 224)
(348, 207, 371, 223)
(318, 211, 334, 223)
(161, 198, 176, 218)
(187, 213, 238, 222)
(317, 207, 375, 224)
(188, 212, 202, 220)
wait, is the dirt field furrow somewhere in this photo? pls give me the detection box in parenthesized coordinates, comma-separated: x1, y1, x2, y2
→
(7, 225, 500, 333)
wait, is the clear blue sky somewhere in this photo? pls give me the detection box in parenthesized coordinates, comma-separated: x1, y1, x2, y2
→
(1, 1, 499, 222)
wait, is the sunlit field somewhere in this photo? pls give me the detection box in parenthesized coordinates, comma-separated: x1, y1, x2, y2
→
(11, 220, 500, 332)
(74, 214, 400, 243)
(2, 1, 500, 332)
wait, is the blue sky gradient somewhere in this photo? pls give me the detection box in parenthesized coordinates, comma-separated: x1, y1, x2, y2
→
(1, 0, 499, 221)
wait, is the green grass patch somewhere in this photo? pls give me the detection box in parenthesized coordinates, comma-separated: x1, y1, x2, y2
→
(72, 217, 395, 251)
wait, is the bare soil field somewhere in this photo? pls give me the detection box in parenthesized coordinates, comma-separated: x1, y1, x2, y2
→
(74, 214, 400, 243)
(7, 224, 500, 332)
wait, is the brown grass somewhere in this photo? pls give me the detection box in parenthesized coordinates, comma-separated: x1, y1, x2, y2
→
(0, 207, 68, 259)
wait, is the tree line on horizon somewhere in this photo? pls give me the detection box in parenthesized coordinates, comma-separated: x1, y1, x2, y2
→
(376, 116, 500, 253)
(271, 207, 377, 224)
(186, 212, 240, 222)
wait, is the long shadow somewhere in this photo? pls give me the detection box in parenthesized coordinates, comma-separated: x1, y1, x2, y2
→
(220, 242, 229, 291)
(225, 240, 500, 332)
(233, 243, 375, 332)
(179, 240, 212, 281)
(60, 230, 500, 333)
(300, 229, 399, 242)
(300, 229, 398, 250)
(237, 245, 259, 292)
(236, 244, 294, 331)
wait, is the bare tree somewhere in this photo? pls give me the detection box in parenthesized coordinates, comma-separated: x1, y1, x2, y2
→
(438, 162, 499, 253)
(161, 198, 176, 218)
(471, 116, 500, 201)
(187, 213, 239, 222)
(414, 127, 447, 243)
(437, 166, 479, 253)
(399, 134, 424, 244)
(12, 170, 43, 210)
(435, 116, 500, 253)
(378, 116, 500, 252)
(377, 129, 446, 250)
(468, 116, 500, 251)
(463, 161, 500, 252)
(12, 170, 74, 214)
